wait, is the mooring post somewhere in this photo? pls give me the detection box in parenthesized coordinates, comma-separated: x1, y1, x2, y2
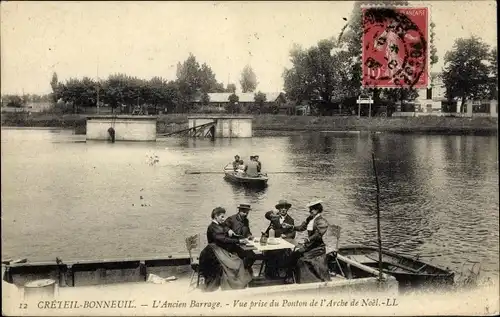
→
(371, 133, 383, 284)
(139, 261, 147, 281)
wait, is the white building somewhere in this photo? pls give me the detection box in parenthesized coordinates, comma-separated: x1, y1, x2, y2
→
(415, 72, 446, 112)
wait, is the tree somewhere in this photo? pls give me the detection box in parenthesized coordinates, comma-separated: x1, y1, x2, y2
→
(176, 53, 201, 98)
(442, 36, 491, 111)
(226, 83, 237, 93)
(240, 65, 257, 93)
(253, 91, 267, 114)
(283, 38, 353, 114)
(429, 22, 438, 67)
(176, 54, 225, 111)
(342, 1, 426, 111)
(199, 63, 225, 93)
(50, 72, 59, 103)
(144, 76, 171, 114)
(201, 92, 210, 106)
(227, 93, 240, 113)
(382, 87, 419, 106)
(59, 77, 97, 113)
(1, 95, 25, 108)
(488, 47, 498, 100)
(101, 74, 127, 112)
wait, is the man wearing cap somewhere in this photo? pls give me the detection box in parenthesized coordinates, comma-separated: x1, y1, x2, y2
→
(285, 200, 331, 284)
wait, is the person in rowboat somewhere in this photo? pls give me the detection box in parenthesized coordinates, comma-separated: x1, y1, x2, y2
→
(199, 207, 252, 291)
(244, 156, 260, 177)
(232, 155, 242, 171)
(237, 159, 245, 174)
(254, 155, 262, 173)
(284, 200, 331, 284)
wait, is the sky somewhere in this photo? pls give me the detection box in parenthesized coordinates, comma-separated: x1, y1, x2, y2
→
(1, 1, 497, 95)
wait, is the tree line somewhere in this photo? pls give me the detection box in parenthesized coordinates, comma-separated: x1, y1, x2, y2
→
(1, 93, 52, 108)
(3, 1, 497, 115)
(283, 0, 497, 115)
(44, 53, 260, 114)
(283, 0, 437, 115)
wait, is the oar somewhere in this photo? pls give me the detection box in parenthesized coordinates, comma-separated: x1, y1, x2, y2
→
(184, 170, 309, 175)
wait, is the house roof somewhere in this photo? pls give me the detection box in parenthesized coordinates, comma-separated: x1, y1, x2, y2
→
(193, 92, 284, 103)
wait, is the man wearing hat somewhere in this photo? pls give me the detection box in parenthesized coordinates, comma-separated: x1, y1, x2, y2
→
(224, 203, 253, 239)
(265, 199, 295, 239)
(224, 203, 255, 269)
(263, 199, 296, 279)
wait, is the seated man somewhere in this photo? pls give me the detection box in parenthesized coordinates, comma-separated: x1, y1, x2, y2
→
(224, 204, 256, 269)
(244, 156, 259, 177)
(254, 155, 262, 173)
(265, 199, 295, 239)
(263, 199, 295, 278)
(225, 203, 253, 239)
(232, 155, 242, 171)
(199, 207, 252, 291)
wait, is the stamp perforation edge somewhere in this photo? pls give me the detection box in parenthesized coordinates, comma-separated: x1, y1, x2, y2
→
(360, 5, 431, 90)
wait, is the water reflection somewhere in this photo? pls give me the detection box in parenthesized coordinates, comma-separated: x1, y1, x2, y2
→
(283, 131, 498, 272)
(226, 181, 268, 197)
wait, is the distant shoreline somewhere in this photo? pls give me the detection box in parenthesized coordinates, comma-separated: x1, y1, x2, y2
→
(1, 112, 498, 135)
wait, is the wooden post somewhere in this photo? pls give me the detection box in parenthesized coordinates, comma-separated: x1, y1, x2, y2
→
(371, 135, 383, 283)
(96, 84, 100, 114)
(68, 265, 75, 287)
(139, 261, 147, 281)
(357, 98, 361, 118)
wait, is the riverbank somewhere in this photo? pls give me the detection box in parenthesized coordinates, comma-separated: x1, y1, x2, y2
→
(1, 112, 497, 135)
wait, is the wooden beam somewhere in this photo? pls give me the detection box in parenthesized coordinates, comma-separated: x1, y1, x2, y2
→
(337, 254, 390, 280)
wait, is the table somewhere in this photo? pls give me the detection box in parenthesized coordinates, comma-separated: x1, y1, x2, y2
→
(240, 238, 297, 278)
(244, 237, 296, 252)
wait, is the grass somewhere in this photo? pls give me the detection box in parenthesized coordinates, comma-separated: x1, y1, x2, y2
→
(1, 112, 497, 135)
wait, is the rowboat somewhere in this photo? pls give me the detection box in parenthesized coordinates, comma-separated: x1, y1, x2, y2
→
(223, 164, 268, 187)
(1, 252, 397, 298)
(337, 245, 455, 290)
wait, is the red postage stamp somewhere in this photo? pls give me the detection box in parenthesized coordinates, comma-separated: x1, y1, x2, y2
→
(362, 7, 429, 89)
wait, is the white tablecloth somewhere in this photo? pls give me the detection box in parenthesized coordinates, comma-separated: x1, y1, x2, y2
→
(245, 237, 296, 252)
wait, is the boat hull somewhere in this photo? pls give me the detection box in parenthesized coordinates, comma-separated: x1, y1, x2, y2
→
(337, 245, 455, 289)
(223, 170, 268, 187)
(2, 251, 396, 295)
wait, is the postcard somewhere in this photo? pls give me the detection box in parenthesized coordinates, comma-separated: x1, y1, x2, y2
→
(1, 1, 498, 316)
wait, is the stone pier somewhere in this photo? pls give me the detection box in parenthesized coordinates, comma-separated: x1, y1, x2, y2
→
(86, 115, 157, 141)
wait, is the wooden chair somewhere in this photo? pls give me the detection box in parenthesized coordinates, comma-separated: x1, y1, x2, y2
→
(329, 224, 341, 251)
(185, 234, 202, 290)
(327, 224, 345, 277)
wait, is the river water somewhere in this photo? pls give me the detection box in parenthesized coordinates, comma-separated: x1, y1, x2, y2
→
(1, 128, 498, 279)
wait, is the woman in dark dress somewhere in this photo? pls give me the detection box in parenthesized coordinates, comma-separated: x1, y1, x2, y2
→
(286, 200, 331, 284)
(199, 207, 252, 291)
